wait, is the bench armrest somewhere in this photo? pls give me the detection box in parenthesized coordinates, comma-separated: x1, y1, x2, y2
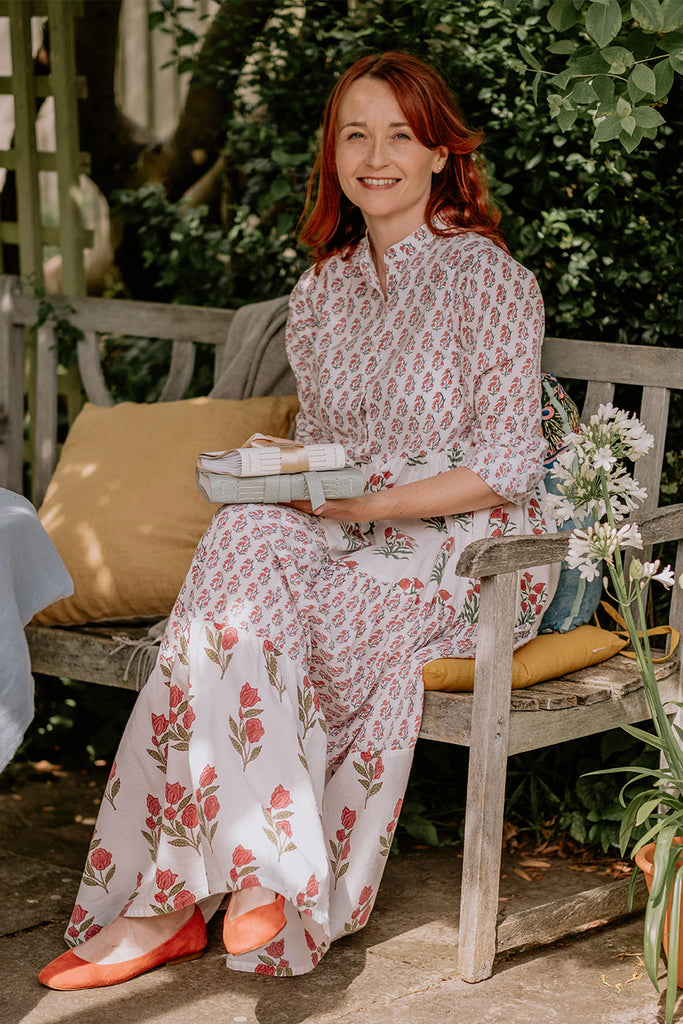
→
(455, 502, 683, 578)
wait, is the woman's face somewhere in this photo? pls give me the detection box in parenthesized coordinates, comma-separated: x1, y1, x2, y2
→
(335, 76, 447, 248)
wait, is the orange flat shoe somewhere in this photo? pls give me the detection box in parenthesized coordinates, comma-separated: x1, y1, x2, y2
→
(38, 905, 207, 990)
(223, 893, 286, 956)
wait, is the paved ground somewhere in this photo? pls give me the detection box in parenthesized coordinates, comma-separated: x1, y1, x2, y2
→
(1, 762, 680, 1024)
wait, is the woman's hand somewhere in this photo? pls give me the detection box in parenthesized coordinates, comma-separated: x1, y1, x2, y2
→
(285, 497, 373, 521)
(284, 467, 505, 521)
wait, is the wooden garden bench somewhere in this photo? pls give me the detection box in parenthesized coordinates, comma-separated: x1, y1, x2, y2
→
(1, 273, 681, 983)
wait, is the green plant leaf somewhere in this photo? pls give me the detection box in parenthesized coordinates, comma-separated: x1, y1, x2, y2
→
(592, 73, 616, 100)
(518, 43, 542, 70)
(586, 0, 623, 48)
(558, 106, 579, 130)
(662, 0, 683, 33)
(552, 68, 575, 90)
(548, 0, 582, 31)
(548, 39, 580, 54)
(632, 104, 666, 126)
(643, 826, 680, 987)
(670, 47, 683, 71)
(631, 62, 658, 93)
(631, 0, 664, 32)
(636, 796, 664, 825)
(571, 79, 599, 103)
(666, 866, 683, 1022)
(602, 44, 637, 70)
(653, 56, 675, 97)
(148, 10, 166, 30)
(593, 112, 622, 141)
(570, 50, 612, 74)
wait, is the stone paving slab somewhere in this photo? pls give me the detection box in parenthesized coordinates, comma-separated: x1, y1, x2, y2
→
(1, 766, 680, 1024)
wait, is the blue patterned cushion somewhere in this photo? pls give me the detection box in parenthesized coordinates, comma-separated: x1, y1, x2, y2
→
(539, 374, 603, 634)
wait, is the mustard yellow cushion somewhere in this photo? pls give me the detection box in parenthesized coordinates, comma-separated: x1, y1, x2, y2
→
(422, 625, 628, 692)
(36, 396, 299, 625)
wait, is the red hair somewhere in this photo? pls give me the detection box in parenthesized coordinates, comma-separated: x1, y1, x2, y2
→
(299, 52, 507, 266)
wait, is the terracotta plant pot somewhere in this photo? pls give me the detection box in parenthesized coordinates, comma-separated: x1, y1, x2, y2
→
(635, 838, 683, 986)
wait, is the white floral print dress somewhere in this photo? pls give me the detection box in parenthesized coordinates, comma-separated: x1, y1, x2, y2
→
(66, 226, 558, 976)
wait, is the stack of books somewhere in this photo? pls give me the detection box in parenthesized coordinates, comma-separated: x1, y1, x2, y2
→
(195, 434, 364, 510)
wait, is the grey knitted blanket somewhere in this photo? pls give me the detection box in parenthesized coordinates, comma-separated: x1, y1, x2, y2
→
(210, 295, 296, 400)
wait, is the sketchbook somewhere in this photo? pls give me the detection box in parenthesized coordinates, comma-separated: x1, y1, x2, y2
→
(197, 434, 346, 478)
(195, 465, 365, 511)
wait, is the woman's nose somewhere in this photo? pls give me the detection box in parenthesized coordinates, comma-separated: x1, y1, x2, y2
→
(365, 138, 388, 168)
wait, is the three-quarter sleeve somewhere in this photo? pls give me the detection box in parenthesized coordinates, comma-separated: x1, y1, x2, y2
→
(455, 245, 546, 504)
(285, 273, 330, 446)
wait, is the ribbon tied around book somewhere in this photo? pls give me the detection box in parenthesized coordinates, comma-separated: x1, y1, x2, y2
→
(244, 433, 314, 474)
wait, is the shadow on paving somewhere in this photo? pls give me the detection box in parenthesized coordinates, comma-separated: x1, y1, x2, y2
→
(4, 763, 683, 1024)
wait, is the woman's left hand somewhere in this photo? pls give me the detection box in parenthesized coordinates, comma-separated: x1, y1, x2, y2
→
(285, 498, 370, 521)
(283, 467, 504, 522)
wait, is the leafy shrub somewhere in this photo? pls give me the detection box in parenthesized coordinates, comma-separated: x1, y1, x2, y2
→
(20, 2, 678, 854)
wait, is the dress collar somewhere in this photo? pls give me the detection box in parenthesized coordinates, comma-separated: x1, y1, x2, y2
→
(354, 223, 435, 281)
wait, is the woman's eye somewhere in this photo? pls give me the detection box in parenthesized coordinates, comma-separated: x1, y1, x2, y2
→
(393, 132, 410, 140)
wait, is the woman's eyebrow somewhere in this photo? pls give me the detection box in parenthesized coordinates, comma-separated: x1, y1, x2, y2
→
(340, 120, 410, 129)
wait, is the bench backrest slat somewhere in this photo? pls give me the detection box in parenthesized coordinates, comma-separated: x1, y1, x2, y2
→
(11, 289, 236, 345)
(34, 323, 58, 505)
(542, 337, 683, 389)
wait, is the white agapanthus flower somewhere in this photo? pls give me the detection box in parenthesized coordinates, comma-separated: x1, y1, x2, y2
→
(544, 405, 654, 526)
(629, 559, 677, 590)
(594, 445, 617, 471)
(550, 405, 676, 608)
(566, 521, 644, 581)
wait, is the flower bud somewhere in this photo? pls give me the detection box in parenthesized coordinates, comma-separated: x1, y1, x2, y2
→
(629, 559, 644, 582)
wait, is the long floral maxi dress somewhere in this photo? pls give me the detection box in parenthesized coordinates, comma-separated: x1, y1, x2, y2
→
(66, 227, 559, 976)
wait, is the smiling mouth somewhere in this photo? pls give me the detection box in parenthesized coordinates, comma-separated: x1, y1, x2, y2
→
(357, 177, 401, 186)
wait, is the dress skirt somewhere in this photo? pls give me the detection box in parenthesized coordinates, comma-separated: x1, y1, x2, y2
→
(65, 471, 556, 975)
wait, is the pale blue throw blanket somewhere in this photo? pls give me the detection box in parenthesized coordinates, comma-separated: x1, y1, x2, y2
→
(0, 489, 73, 772)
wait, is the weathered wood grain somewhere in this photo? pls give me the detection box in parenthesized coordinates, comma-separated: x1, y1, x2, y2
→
(33, 324, 58, 507)
(458, 572, 517, 982)
(581, 380, 615, 421)
(542, 337, 683, 389)
(0, 282, 24, 490)
(496, 874, 648, 954)
(77, 330, 115, 407)
(26, 624, 152, 691)
(10, 289, 236, 345)
(456, 503, 683, 577)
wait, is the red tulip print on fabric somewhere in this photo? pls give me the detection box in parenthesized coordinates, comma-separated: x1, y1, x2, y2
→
(345, 884, 374, 934)
(229, 682, 265, 770)
(262, 785, 296, 861)
(329, 805, 356, 887)
(354, 751, 384, 808)
(204, 623, 239, 677)
(82, 838, 115, 893)
(256, 938, 294, 976)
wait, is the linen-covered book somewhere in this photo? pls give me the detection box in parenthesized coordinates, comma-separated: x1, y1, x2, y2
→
(195, 466, 365, 510)
(197, 434, 346, 478)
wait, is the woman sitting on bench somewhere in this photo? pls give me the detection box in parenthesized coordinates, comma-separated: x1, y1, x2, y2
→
(40, 50, 557, 990)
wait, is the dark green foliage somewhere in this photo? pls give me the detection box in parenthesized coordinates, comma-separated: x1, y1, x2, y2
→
(17, 676, 136, 769)
(120, 1, 680, 351)
(18, 2, 679, 854)
(397, 729, 658, 854)
(30, 283, 85, 370)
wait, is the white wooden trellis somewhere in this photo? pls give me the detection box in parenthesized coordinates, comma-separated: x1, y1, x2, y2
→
(0, 0, 90, 497)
